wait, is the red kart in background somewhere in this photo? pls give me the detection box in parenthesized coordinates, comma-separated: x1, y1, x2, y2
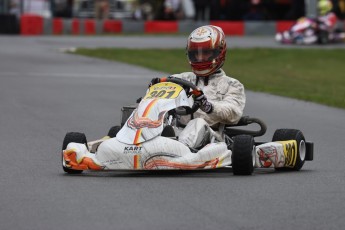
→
(275, 17, 345, 45)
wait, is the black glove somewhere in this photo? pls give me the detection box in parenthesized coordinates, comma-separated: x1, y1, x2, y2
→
(194, 91, 213, 114)
(148, 78, 161, 88)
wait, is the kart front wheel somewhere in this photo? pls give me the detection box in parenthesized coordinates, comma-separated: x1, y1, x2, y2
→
(107, 126, 121, 138)
(231, 135, 255, 175)
(272, 129, 306, 171)
(62, 132, 88, 174)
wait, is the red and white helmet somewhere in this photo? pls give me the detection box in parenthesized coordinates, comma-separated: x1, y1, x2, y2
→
(186, 25, 227, 77)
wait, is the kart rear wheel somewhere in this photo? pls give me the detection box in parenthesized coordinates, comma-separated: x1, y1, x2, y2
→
(62, 132, 88, 174)
(317, 30, 329, 44)
(107, 126, 121, 138)
(232, 135, 255, 175)
(272, 129, 306, 171)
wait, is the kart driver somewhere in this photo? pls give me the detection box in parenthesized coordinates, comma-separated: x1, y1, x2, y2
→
(317, 0, 338, 33)
(149, 25, 246, 150)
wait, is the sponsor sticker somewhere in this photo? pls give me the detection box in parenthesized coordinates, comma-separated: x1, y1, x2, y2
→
(277, 140, 297, 168)
(124, 146, 143, 154)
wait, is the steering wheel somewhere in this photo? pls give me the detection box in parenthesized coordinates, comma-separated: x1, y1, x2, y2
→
(161, 76, 201, 115)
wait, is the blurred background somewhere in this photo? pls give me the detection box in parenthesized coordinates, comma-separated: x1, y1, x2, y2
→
(0, 0, 345, 34)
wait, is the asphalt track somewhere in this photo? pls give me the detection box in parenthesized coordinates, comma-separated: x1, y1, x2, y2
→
(1, 36, 345, 230)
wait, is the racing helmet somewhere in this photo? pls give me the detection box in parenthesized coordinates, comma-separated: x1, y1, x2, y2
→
(186, 25, 227, 77)
(318, 0, 333, 15)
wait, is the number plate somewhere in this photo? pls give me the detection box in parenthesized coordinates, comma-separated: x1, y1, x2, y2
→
(144, 82, 183, 100)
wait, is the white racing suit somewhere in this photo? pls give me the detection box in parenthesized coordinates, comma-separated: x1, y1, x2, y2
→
(172, 69, 246, 149)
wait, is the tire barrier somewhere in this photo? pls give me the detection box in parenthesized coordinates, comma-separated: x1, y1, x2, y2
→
(144, 21, 178, 33)
(210, 21, 244, 35)
(52, 18, 63, 34)
(21, 14, 44, 35)
(103, 20, 122, 33)
(276, 21, 295, 33)
(18, 14, 345, 36)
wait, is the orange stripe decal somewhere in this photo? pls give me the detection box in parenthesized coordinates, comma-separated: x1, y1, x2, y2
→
(133, 99, 158, 144)
(142, 98, 158, 116)
(134, 129, 142, 145)
(134, 155, 141, 169)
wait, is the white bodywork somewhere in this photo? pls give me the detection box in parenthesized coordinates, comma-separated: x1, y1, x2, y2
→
(64, 138, 296, 170)
(64, 82, 233, 170)
(63, 82, 295, 171)
(95, 137, 231, 170)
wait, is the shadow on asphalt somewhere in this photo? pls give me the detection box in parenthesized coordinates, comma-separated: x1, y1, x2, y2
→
(60, 168, 314, 178)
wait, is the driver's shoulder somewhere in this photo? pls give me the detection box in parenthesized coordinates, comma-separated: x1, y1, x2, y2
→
(214, 73, 242, 86)
(171, 72, 196, 82)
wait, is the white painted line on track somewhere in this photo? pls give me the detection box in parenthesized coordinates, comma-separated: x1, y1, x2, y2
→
(58, 47, 77, 53)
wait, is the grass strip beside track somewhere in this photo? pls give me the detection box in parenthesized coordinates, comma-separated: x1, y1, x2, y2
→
(72, 48, 345, 109)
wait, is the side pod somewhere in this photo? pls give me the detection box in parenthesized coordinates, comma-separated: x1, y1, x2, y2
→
(254, 141, 314, 161)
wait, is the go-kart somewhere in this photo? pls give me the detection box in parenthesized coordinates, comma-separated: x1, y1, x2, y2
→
(275, 17, 345, 45)
(62, 76, 313, 175)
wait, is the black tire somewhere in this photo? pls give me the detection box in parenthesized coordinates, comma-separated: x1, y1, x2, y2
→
(161, 125, 175, 137)
(272, 129, 306, 171)
(232, 135, 255, 175)
(317, 30, 329, 44)
(62, 132, 88, 174)
(107, 126, 121, 138)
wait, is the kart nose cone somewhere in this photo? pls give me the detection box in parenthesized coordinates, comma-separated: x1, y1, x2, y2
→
(275, 33, 283, 42)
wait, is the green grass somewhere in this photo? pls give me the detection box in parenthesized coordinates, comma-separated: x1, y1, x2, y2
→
(73, 48, 345, 109)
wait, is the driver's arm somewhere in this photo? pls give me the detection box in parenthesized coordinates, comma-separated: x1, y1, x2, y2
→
(206, 78, 246, 125)
(171, 72, 245, 125)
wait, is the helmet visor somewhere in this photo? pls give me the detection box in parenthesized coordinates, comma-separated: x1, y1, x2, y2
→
(187, 48, 220, 63)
